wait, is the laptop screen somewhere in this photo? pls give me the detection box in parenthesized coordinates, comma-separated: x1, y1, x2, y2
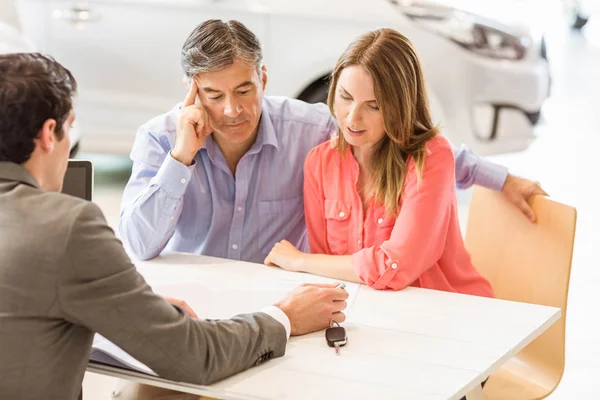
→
(62, 160, 93, 201)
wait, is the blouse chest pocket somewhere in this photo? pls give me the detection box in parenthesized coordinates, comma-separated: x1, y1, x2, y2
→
(324, 199, 352, 255)
(373, 208, 397, 243)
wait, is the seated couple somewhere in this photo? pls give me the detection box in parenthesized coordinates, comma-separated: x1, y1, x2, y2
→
(118, 20, 545, 399)
(121, 21, 545, 296)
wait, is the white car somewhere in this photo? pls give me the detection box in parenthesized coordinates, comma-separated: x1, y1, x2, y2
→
(12, 0, 550, 156)
(0, 18, 82, 156)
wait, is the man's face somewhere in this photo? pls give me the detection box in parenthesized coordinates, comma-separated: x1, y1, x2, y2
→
(194, 58, 267, 146)
(48, 110, 74, 192)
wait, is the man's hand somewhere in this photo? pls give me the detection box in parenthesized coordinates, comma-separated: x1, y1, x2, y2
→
(275, 283, 348, 336)
(501, 174, 548, 222)
(164, 296, 198, 319)
(264, 240, 306, 272)
(171, 80, 213, 166)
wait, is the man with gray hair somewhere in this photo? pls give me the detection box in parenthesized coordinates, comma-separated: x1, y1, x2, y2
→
(120, 19, 546, 266)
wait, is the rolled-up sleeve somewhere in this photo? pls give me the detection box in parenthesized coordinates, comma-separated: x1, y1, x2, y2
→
(119, 126, 195, 260)
(352, 139, 455, 290)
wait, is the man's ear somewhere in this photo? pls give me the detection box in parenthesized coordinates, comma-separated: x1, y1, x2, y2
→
(183, 75, 191, 90)
(261, 65, 268, 91)
(36, 119, 57, 153)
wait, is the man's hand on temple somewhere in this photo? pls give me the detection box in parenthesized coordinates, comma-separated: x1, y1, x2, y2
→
(171, 80, 213, 166)
(501, 174, 548, 222)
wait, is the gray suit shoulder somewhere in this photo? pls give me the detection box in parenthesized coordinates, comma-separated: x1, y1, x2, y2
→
(30, 190, 105, 235)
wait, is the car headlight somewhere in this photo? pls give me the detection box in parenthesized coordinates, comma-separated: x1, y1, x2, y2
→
(394, 2, 532, 61)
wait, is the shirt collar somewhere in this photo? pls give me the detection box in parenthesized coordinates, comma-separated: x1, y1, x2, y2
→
(0, 162, 41, 189)
(252, 100, 279, 152)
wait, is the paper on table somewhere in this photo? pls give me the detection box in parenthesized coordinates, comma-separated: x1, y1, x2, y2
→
(90, 335, 156, 376)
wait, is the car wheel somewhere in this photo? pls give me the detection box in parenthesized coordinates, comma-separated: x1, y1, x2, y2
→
(298, 78, 329, 104)
(573, 14, 589, 29)
(69, 143, 80, 158)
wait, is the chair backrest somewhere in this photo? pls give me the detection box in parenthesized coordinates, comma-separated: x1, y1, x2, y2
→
(465, 186, 577, 387)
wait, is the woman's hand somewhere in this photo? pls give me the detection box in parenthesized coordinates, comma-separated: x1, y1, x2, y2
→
(264, 240, 308, 272)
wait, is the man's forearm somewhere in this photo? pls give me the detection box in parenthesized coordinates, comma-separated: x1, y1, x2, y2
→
(149, 311, 288, 385)
(120, 155, 193, 259)
(119, 191, 180, 260)
(453, 144, 508, 191)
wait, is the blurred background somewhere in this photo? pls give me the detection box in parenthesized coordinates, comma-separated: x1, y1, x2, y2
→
(1, 0, 599, 398)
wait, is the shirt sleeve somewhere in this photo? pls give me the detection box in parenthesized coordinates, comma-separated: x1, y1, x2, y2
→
(119, 124, 196, 260)
(304, 146, 331, 254)
(260, 306, 291, 339)
(453, 143, 508, 191)
(352, 138, 456, 290)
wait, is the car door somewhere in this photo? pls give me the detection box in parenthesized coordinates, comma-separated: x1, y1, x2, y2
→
(23, 0, 268, 153)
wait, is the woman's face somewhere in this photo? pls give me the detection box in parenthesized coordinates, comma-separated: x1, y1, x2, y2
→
(334, 66, 386, 151)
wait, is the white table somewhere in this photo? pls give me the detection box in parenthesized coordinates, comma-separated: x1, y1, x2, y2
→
(87, 252, 560, 400)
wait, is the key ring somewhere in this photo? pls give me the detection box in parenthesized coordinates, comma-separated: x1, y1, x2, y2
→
(329, 319, 341, 328)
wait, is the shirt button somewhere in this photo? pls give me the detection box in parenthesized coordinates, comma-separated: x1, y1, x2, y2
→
(339, 212, 345, 218)
(378, 218, 383, 224)
(358, 240, 362, 246)
(180, 178, 187, 184)
(232, 244, 238, 250)
(237, 207, 243, 212)
(170, 216, 174, 220)
(391, 263, 398, 269)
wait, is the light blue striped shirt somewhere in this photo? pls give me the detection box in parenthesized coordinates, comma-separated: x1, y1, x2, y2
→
(120, 96, 507, 262)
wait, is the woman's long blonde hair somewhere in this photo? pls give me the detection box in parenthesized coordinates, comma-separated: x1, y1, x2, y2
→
(327, 29, 440, 217)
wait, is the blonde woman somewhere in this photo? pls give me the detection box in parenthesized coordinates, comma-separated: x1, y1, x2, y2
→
(265, 29, 493, 298)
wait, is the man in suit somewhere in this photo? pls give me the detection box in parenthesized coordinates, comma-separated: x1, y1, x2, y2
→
(0, 52, 348, 400)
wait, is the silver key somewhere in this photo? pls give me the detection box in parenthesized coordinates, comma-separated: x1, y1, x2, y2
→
(334, 342, 341, 355)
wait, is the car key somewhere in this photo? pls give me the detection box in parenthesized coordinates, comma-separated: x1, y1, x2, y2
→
(326, 320, 347, 355)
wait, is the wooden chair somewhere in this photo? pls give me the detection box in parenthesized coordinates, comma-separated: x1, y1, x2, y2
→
(465, 186, 577, 400)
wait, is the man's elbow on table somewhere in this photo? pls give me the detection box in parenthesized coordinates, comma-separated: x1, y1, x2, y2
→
(119, 226, 162, 261)
(123, 241, 161, 261)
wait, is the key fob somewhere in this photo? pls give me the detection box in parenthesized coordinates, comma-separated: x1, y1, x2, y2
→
(325, 326, 347, 347)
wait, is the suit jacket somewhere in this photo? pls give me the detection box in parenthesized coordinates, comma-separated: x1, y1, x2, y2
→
(0, 162, 287, 400)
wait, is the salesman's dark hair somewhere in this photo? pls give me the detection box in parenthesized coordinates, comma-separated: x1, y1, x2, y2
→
(0, 53, 77, 164)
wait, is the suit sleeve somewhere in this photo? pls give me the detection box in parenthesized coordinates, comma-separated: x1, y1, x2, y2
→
(59, 202, 287, 384)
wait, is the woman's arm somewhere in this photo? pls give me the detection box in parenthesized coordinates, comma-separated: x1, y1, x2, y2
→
(265, 239, 360, 282)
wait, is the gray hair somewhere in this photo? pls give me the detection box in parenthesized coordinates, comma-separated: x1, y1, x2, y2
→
(181, 19, 263, 80)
